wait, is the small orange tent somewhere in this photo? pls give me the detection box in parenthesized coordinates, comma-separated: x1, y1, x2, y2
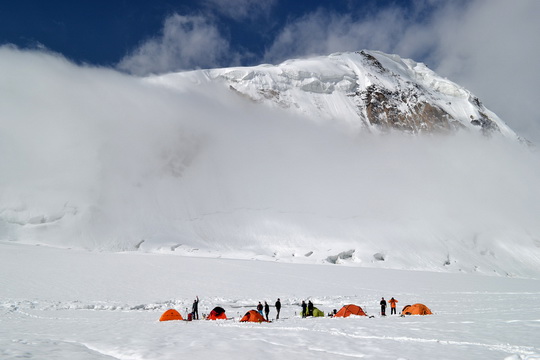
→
(207, 306, 227, 320)
(240, 310, 268, 323)
(159, 309, 183, 321)
(334, 304, 367, 317)
(401, 303, 432, 315)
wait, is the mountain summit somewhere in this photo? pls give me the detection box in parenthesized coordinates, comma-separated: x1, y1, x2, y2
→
(152, 50, 518, 139)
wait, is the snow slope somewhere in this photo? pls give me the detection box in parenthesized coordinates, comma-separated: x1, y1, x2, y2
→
(1, 242, 539, 360)
(1, 47, 540, 278)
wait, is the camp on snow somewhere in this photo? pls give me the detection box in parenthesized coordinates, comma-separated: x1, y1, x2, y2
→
(401, 303, 433, 315)
(207, 306, 227, 320)
(158, 302, 432, 322)
(240, 310, 268, 322)
(159, 309, 183, 321)
(334, 304, 367, 317)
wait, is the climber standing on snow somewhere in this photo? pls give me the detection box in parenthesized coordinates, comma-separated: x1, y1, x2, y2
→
(264, 301, 270, 321)
(308, 300, 314, 316)
(275, 298, 282, 320)
(380, 297, 387, 316)
(389, 297, 398, 315)
(192, 296, 199, 320)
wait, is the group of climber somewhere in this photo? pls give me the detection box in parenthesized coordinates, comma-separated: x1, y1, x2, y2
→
(251, 297, 399, 321)
(379, 297, 399, 316)
(300, 300, 314, 317)
(256, 298, 282, 321)
(188, 295, 400, 320)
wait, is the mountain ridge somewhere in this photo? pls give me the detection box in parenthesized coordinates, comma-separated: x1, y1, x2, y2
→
(150, 50, 519, 140)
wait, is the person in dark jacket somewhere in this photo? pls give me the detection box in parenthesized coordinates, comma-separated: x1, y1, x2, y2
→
(264, 301, 270, 321)
(275, 298, 282, 320)
(257, 301, 263, 315)
(301, 300, 307, 317)
(192, 296, 199, 320)
(307, 300, 314, 316)
(380, 297, 387, 316)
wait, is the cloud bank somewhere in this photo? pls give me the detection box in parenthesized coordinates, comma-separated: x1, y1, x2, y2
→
(2, 47, 540, 276)
(419, 0, 540, 143)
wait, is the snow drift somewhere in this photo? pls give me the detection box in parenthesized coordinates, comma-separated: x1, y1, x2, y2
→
(1, 46, 540, 278)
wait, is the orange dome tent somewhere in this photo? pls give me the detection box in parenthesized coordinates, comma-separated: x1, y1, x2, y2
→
(334, 304, 367, 317)
(240, 310, 268, 323)
(159, 309, 183, 321)
(401, 303, 433, 315)
(207, 306, 227, 320)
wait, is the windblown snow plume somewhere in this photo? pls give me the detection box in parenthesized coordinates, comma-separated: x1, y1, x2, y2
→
(1, 46, 540, 277)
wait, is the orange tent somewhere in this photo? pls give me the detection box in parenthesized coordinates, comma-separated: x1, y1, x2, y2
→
(159, 309, 183, 321)
(401, 303, 433, 315)
(334, 304, 367, 317)
(207, 306, 227, 320)
(240, 310, 268, 323)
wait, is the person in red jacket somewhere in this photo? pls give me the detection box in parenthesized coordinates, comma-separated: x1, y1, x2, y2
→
(389, 297, 398, 315)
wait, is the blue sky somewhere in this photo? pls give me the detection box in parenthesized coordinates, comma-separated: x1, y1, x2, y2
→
(0, 0, 407, 69)
(0, 0, 415, 70)
(1, 0, 540, 141)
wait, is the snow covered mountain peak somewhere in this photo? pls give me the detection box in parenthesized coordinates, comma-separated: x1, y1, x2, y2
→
(152, 50, 517, 139)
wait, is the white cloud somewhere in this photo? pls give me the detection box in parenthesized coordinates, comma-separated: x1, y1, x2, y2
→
(419, 0, 540, 143)
(263, 0, 540, 142)
(203, 0, 277, 20)
(263, 7, 409, 63)
(2, 46, 540, 274)
(117, 14, 237, 75)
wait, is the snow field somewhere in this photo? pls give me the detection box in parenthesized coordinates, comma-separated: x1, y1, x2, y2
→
(1, 243, 539, 359)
